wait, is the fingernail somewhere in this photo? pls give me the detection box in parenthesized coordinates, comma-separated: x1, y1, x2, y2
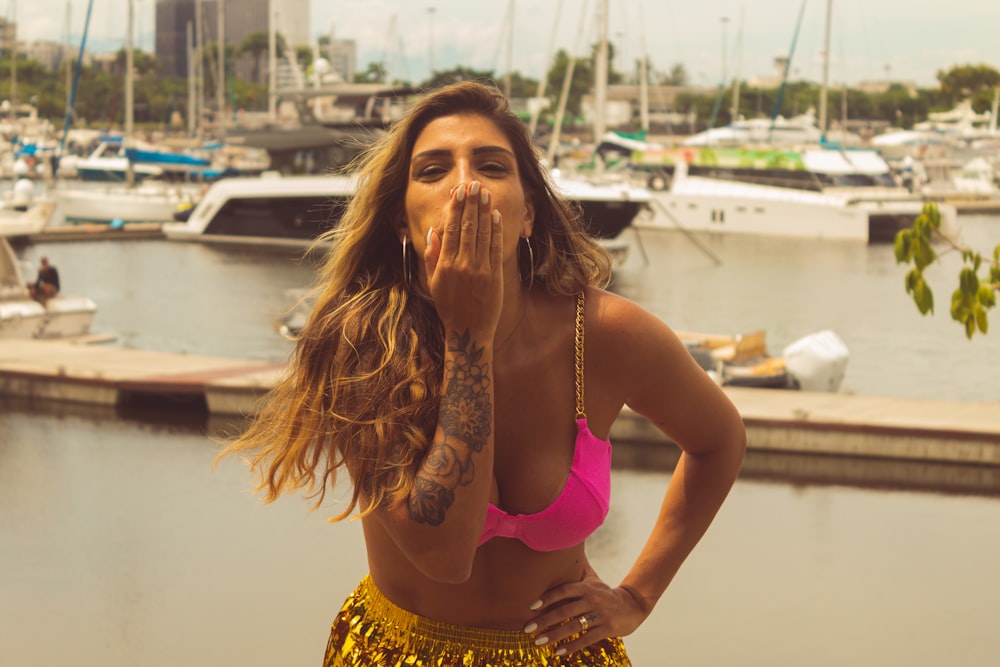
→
(529, 599, 543, 610)
(456, 186, 465, 202)
(492, 209, 500, 224)
(470, 181, 481, 196)
(426, 228, 433, 246)
(480, 188, 489, 205)
(523, 622, 537, 634)
(534, 636, 549, 646)
(555, 648, 567, 656)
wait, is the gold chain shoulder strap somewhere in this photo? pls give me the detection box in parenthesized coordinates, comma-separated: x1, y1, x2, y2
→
(574, 291, 586, 420)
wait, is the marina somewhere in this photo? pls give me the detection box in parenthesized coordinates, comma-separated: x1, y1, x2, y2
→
(2, 1, 999, 661)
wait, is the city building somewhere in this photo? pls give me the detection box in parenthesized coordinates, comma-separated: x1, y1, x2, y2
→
(325, 39, 356, 83)
(0, 17, 15, 54)
(155, 0, 309, 81)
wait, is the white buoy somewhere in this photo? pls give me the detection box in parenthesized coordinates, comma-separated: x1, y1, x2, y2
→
(11, 178, 35, 211)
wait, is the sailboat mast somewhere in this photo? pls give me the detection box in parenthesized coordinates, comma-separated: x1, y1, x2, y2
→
(503, 0, 514, 97)
(819, 0, 832, 135)
(217, 0, 225, 132)
(527, 0, 562, 139)
(731, 5, 744, 120)
(125, 0, 135, 186)
(187, 22, 195, 135)
(638, 4, 649, 133)
(546, 0, 590, 166)
(65, 1, 72, 114)
(195, 0, 204, 139)
(268, 0, 277, 120)
(10, 0, 17, 114)
(593, 0, 608, 143)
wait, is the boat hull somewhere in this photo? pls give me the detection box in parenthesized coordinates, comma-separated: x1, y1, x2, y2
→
(57, 186, 199, 224)
(0, 297, 97, 339)
(640, 177, 957, 243)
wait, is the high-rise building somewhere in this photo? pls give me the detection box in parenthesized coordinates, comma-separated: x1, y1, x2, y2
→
(155, 0, 310, 80)
(0, 17, 17, 54)
(327, 39, 356, 83)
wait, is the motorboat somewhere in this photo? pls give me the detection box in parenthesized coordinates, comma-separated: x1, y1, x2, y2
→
(162, 173, 354, 247)
(623, 142, 959, 243)
(0, 235, 97, 340)
(680, 329, 849, 392)
(163, 171, 651, 264)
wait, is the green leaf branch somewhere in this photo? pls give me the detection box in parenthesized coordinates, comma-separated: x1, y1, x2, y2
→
(894, 202, 1000, 338)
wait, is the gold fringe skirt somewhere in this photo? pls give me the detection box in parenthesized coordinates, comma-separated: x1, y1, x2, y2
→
(323, 575, 632, 666)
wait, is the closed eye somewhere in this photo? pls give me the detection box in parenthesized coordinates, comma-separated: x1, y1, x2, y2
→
(414, 164, 449, 180)
(478, 162, 511, 176)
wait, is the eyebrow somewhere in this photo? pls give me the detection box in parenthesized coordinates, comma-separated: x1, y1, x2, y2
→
(413, 145, 516, 160)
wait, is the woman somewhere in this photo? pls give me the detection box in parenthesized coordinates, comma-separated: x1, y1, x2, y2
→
(223, 81, 746, 665)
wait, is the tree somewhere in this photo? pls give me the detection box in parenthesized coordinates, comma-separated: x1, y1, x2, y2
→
(422, 66, 496, 90)
(240, 31, 270, 84)
(935, 64, 1000, 107)
(660, 63, 689, 86)
(355, 61, 387, 83)
(545, 49, 593, 118)
(895, 203, 999, 338)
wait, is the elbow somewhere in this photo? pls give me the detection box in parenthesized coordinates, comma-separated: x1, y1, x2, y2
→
(728, 417, 748, 462)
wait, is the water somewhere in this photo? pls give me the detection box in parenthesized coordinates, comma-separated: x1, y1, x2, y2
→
(3, 216, 1000, 665)
(16, 215, 1000, 401)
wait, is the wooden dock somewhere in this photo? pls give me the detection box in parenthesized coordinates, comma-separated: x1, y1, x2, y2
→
(21, 222, 166, 243)
(1, 339, 998, 466)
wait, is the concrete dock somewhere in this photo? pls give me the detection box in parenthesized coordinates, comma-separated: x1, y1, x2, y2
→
(1, 339, 998, 467)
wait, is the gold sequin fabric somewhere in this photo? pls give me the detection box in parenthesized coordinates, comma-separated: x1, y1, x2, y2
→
(324, 575, 633, 666)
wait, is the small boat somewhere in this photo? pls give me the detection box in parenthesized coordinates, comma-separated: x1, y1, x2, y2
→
(0, 235, 97, 340)
(0, 179, 59, 238)
(678, 329, 849, 392)
(55, 181, 205, 224)
(65, 140, 165, 183)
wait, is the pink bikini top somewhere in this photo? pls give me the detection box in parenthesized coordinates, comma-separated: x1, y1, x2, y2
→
(478, 292, 612, 552)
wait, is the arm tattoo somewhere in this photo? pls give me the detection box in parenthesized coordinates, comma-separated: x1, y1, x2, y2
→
(409, 329, 492, 525)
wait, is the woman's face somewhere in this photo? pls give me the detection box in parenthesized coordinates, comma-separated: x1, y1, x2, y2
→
(403, 112, 534, 277)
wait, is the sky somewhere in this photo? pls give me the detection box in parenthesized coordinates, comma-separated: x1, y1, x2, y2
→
(9, 0, 1000, 89)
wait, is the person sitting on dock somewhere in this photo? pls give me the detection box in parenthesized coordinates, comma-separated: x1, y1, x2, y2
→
(27, 256, 60, 304)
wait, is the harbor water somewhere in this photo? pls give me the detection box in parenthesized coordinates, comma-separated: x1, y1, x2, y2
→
(2, 214, 1000, 665)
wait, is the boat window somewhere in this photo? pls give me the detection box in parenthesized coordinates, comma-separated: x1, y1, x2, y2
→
(688, 165, 823, 192)
(205, 196, 348, 239)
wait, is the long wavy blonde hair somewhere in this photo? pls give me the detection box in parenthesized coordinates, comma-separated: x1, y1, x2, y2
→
(222, 81, 613, 519)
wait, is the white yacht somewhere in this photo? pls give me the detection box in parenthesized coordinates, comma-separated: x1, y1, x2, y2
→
(633, 146, 959, 243)
(163, 171, 651, 261)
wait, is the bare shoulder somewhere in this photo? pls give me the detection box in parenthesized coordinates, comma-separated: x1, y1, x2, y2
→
(583, 287, 682, 358)
(583, 287, 743, 452)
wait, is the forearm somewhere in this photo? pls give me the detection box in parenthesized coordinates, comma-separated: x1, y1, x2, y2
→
(384, 327, 496, 580)
(619, 442, 744, 615)
(411, 327, 495, 524)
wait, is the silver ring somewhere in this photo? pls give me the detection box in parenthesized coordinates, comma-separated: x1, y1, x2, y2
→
(578, 615, 590, 633)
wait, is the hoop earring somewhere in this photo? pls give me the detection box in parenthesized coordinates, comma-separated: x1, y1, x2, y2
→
(401, 236, 411, 288)
(520, 236, 535, 290)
